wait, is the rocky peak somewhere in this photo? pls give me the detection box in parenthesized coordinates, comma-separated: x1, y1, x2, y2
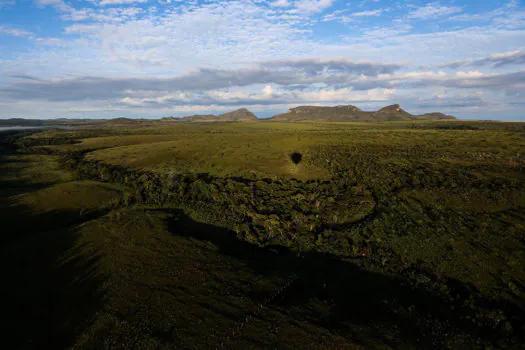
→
(378, 104, 403, 113)
(218, 108, 258, 121)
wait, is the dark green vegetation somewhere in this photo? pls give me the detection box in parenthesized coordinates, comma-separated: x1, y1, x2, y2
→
(1, 119, 524, 349)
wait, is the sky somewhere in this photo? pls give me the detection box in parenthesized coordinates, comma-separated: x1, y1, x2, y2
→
(0, 0, 523, 119)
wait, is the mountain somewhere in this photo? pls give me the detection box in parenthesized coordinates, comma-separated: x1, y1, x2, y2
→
(218, 108, 258, 122)
(173, 108, 258, 123)
(414, 112, 456, 120)
(176, 114, 218, 123)
(269, 104, 456, 122)
(105, 117, 143, 125)
(372, 104, 413, 121)
(270, 105, 369, 122)
(1, 106, 456, 127)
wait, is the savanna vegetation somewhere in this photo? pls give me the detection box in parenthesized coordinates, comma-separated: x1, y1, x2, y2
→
(1, 119, 524, 349)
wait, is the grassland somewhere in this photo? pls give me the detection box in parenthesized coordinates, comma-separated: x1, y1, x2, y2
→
(38, 121, 524, 180)
(1, 120, 525, 348)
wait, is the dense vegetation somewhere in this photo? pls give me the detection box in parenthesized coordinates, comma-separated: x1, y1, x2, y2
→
(1, 120, 524, 348)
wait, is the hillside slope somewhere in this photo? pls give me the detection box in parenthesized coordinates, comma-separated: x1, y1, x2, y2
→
(218, 108, 258, 122)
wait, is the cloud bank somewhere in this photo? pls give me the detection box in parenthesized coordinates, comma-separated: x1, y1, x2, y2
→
(0, 0, 523, 119)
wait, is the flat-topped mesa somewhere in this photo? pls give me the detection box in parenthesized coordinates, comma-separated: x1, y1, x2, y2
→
(272, 104, 367, 122)
(289, 105, 362, 114)
(270, 103, 456, 122)
(218, 108, 258, 122)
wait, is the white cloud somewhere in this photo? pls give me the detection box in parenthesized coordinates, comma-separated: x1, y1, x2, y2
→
(455, 71, 484, 77)
(35, 37, 68, 47)
(449, 0, 520, 23)
(0, 0, 15, 8)
(352, 9, 385, 17)
(99, 86, 396, 110)
(439, 50, 525, 68)
(294, 87, 395, 102)
(0, 58, 404, 103)
(294, 0, 335, 14)
(92, 0, 148, 5)
(358, 23, 413, 39)
(0, 0, 522, 119)
(0, 26, 33, 38)
(270, 0, 290, 7)
(329, 8, 387, 23)
(398, 71, 447, 79)
(53, 1, 321, 70)
(19, 0, 520, 73)
(33, 0, 72, 12)
(408, 2, 462, 19)
(321, 9, 349, 21)
(2, 62, 522, 109)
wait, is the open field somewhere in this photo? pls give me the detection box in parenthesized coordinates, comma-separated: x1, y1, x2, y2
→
(37, 120, 525, 181)
(1, 120, 525, 348)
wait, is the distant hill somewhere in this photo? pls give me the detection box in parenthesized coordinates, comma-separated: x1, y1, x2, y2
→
(270, 105, 368, 122)
(269, 104, 456, 122)
(416, 112, 457, 120)
(173, 114, 218, 123)
(1, 118, 114, 127)
(0, 118, 48, 126)
(372, 104, 413, 121)
(2, 105, 457, 127)
(217, 108, 258, 122)
(105, 117, 144, 125)
(172, 109, 258, 123)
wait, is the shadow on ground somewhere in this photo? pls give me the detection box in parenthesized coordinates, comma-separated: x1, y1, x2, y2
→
(167, 210, 520, 348)
(0, 227, 107, 349)
(0, 132, 108, 349)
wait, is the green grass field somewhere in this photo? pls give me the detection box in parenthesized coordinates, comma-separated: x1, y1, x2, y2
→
(43, 121, 525, 181)
(1, 120, 525, 348)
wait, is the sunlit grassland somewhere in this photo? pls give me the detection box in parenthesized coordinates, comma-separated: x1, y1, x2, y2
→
(13, 180, 123, 213)
(47, 121, 524, 181)
(0, 152, 125, 245)
(0, 153, 124, 213)
(0, 154, 73, 196)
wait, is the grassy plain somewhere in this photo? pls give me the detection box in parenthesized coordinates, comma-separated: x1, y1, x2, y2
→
(1, 120, 525, 348)
(48, 121, 523, 179)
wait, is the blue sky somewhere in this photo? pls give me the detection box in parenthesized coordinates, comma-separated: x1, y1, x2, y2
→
(0, 0, 523, 119)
